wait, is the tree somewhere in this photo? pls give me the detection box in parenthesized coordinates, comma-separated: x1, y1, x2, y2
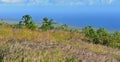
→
(19, 15, 36, 30)
(40, 17, 54, 31)
(22, 15, 32, 25)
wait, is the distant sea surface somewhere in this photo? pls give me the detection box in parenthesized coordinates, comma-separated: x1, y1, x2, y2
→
(0, 11, 120, 31)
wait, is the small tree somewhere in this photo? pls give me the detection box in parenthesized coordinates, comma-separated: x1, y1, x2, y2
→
(41, 17, 54, 31)
(22, 15, 32, 25)
(19, 15, 36, 30)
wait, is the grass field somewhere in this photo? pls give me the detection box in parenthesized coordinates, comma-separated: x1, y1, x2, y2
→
(0, 26, 119, 62)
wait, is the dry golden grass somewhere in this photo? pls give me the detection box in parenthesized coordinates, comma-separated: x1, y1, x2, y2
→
(0, 26, 85, 43)
(0, 41, 74, 62)
(0, 39, 119, 62)
(0, 26, 120, 62)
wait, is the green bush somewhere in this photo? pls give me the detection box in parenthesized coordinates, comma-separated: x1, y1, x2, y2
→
(40, 17, 54, 31)
(19, 15, 37, 30)
(82, 26, 97, 38)
(82, 26, 120, 49)
(97, 28, 109, 37)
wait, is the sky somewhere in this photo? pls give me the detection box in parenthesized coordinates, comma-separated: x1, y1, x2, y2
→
(0, 0, 120, 19)
(0, 0, 120, 6)
(0, 0, 118, 5)
(0, 0, 120, 15)
(0, 0, 120, 12)
(0, 0, 120, 7)
(0, 0, 119, 19)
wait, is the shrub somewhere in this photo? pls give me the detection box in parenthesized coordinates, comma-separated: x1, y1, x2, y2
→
(82, 26, 97, 38)
(40, 17, 54, 31)
(97, 28, 109, 37)
(82, 26, 120, 49)
(19, 15, 37, 30)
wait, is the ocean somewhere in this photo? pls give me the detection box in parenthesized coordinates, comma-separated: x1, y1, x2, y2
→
(0, 11, 120, 31)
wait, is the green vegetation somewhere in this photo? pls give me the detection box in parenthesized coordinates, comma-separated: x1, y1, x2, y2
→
(82, 26, 120, 49)
(0, 14, 120, 62)
(40, 17, 54, 31)
(19, 15, 37, 30)
(0, 14, 119, 49)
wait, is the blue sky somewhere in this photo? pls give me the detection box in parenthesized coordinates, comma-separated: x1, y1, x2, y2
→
(0, 0, 116, 5)
(0, 0, 120, 14)
(0, 0, 120, 7)
(0, 0, 120, 18)
(0, 0, 120, 13)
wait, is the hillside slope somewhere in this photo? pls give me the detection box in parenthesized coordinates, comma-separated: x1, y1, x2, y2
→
(0, 39, 119, 62)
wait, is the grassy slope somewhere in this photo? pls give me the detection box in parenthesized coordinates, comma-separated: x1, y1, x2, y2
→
(0, 26, 120, 62)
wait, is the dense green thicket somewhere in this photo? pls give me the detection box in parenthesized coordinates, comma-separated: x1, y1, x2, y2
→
(82, 26, 120, 48)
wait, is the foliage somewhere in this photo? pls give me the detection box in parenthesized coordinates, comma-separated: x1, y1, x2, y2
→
(40, 17, 54, 31)
(82, 26, 120, 49)
(66, 55, 75, 62)
(19, 15, 36, 30)
(110, 32, 120, 48)
(0, 15, 119, 49)
(97, 28, 109, 37)
(82, 26, 97, 38)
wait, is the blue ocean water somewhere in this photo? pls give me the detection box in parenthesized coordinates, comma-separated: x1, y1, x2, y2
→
(0, 9, 120, 31)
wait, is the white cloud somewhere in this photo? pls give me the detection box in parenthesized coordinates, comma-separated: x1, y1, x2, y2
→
(100, 0, 114, 4)
(0, 0, 24, 3)
(108, 0, 113, 4)
(28, 0, 51, 5)
(89, 0, 94, 5)
(26, 0, 84, 6)
(0, 0, 116, 6)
